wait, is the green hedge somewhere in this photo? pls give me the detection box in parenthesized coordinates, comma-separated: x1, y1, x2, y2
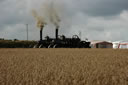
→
(0, 40, 37, 48)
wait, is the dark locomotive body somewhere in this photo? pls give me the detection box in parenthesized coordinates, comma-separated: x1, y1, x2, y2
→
(34, 26, 91, 48)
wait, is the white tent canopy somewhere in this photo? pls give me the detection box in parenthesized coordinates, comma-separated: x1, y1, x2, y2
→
(113, 41, 128, 49)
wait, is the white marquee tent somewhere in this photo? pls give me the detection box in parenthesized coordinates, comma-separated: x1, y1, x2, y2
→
(113, 41, 128, 49)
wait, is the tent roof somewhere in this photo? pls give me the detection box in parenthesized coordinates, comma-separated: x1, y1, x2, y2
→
(113, 41, 128, 44)
(91, 40, 112, 44)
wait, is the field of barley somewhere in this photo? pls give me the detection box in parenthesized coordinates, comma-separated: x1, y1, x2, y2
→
(0, 48, 128, 85)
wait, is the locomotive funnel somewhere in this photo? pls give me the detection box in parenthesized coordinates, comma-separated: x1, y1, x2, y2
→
(56, 26, 59, 40)
(40, 29, 42, 41)
(40, 24, 44, 41)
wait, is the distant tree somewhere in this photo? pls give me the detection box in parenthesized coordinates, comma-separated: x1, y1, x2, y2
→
(14, 39, 18, 41)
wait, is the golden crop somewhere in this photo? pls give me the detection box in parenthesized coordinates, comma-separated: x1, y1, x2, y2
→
(0, 48, 128, 85)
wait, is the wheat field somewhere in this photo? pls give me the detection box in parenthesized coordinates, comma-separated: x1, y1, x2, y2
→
(0, 49, 128, 85)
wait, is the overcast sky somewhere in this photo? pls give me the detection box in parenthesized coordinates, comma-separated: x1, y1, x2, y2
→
(0, 0, 128, 41)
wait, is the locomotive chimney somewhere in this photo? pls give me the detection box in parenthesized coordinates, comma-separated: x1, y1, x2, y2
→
(40, 29, 42, 41)
(40, 24, 44, 41)
(56, 26, 59, 40)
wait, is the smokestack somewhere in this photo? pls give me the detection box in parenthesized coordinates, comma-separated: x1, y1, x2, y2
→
(56, 26, 59, 40)
(40, 24, 44, 41)
(40, 28, 43, 41)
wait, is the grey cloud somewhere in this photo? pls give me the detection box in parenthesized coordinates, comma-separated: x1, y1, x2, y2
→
(0, 0, 33, 29)
(71, 11, 128, 41)
(73, 0, 128, 16)
(0, 0, 35, 40)
(0, 0, 128, 41)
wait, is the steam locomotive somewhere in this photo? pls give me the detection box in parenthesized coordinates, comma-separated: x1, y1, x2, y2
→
(34, 25, 91, 48)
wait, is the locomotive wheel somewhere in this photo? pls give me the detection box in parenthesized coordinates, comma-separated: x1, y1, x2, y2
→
(48, 44, 54, 48)
(33, 44, 39, 48)
(53, 44, 59, 48)
(39, 44, 44, 48)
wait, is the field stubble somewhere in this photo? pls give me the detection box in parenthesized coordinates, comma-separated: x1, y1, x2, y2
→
(0, 48, 128, 85)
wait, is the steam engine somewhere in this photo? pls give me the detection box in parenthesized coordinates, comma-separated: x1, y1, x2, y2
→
(34, 25, 91, 48)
